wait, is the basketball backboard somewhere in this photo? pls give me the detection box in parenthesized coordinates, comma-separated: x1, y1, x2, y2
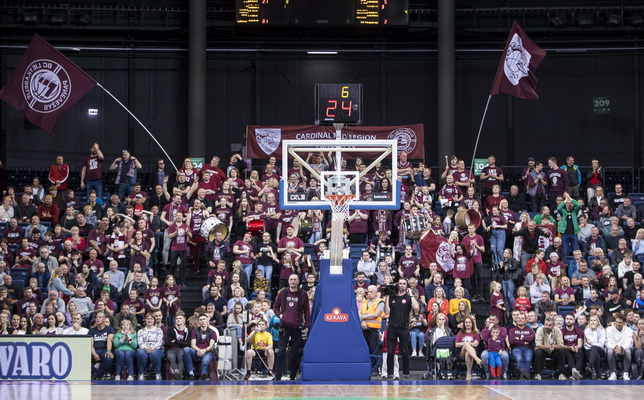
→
(279, 139, 401, 211)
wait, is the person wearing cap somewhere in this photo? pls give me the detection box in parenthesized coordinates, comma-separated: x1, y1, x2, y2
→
(604, 288, 627, 316)
(37, 194, 59, 227)
(126, 182, 148, 205)
(110, 150, 142, 201)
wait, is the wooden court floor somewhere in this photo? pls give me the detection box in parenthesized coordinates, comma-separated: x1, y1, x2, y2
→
(1, 380, 643, 400)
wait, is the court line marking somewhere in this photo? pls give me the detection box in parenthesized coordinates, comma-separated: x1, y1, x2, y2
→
(483, 385, 516, 400)
(252, 386, 424, 395)
(162, 385, 190, 400)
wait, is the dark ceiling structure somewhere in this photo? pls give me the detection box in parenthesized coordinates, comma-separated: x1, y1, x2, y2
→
(1, 1, 644, 51)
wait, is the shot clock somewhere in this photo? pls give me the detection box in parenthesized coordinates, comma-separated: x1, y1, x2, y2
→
(315, 84, 363, 125)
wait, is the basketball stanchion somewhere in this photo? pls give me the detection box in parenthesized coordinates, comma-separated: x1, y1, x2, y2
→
(302, 193, 371, 380)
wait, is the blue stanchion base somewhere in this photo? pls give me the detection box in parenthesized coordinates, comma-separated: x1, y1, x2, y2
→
(302, 362, 372, 381)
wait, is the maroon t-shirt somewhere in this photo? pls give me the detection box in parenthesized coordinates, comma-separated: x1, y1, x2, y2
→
(398, 255, 420, 279)
(547, 168, 568, 194)
(122, 298, 145, 315)
(348, 210, 369, 233)
(279, 259, 296, 279)
(16, 247, 36, 267)
(278, 210, 297, 238)
(234, 240, 254, 264)
(87, 229, 107, 254)
(83, 155, 103, 181)
(278, 236, 304, 252)
(162, 203, 188, 225)
(145, 287, 163, 310)
(163, 285, 181, 314)
(462, 234, 484, 263)
(213, 207, 232, 227)
(4, 226, 24, 245)
(554, 286, 575, 305)
(481, 166, 503, 189)
(452, 170, 474, 186)
(452, 254, 471, 279)
(130, 240, 149, 266)
(84, 258, 105, 274)
(198, 179, 219, 201)
(263, 202, 281, 230)
(168, 223, 189, 251)
(562, 326, 584, 347)
(190, 326, 218, 349)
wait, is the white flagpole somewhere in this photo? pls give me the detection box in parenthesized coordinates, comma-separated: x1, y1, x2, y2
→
(468, 94, 493, 178)
(97, 83, 179, 172)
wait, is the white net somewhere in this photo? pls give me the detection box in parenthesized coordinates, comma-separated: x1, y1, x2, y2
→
(327, 195, 353, 221)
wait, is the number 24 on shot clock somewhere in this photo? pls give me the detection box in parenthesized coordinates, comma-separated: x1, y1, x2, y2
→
(315, 83, 363, 125)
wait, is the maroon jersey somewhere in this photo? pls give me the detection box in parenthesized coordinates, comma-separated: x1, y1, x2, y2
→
(439, 184, 462, 201)
(189, 209, 207, 233)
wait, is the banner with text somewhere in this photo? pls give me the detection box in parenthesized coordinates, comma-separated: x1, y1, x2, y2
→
(0, 336, 92, 380)
(246, 124, 424, 159)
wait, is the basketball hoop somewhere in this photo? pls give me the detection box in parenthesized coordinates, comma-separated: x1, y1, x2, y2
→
(326, 194, 354, 221)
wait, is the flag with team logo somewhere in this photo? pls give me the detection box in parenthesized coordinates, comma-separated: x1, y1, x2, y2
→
(490, 21, 546, 100)
(419, 229, 455, 273)
(0, 34, 97, 133)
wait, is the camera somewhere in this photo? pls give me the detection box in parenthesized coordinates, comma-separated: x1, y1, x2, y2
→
(381, 283, 398, 296)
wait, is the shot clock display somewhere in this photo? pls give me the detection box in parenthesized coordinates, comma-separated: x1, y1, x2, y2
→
(315, 84, 363, 125)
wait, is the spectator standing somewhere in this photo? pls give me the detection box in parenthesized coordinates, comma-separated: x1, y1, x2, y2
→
(80, 143, 104, 200)
(110, 150, 142, 201)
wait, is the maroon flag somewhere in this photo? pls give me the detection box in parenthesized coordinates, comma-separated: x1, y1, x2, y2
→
(419, 229, 454, 274)
(490, 21, 546, 100)
(0, 34, 97, 133)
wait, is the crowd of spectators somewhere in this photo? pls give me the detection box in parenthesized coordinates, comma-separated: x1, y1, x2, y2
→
(0, 147, 643, 381)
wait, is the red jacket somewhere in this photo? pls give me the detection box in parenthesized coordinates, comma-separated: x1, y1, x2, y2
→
(49, 164, 70, 190)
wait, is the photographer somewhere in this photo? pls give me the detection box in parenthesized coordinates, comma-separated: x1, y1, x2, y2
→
(272, 274, 310, 381)
(383, 278, 419, 380)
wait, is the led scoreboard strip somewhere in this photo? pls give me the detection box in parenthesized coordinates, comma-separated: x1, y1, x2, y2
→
(236, 0, 408, 26)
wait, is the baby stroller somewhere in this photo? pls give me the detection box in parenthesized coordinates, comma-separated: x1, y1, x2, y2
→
(424, 334, 456, 380)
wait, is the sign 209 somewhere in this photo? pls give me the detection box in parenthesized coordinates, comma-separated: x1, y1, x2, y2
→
(593, 97, 611, 115)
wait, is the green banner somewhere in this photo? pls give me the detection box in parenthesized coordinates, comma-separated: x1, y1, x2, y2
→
(190, 157, 205, 170)
(473, 158, 488, 176)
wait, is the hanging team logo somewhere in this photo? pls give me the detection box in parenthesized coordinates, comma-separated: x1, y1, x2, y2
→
(504, 33, 531, 86)
(387, 128, 417, 155)
(22, 59, 71, 113)
(324, 307, 349, 322)
(255, 128, 282, 155)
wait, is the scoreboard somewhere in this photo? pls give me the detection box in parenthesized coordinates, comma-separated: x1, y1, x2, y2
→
(236, 0, 408, 26)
